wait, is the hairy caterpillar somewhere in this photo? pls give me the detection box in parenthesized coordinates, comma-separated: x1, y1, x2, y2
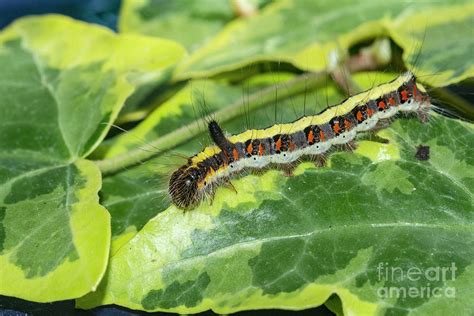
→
(169, 72, 431, 209)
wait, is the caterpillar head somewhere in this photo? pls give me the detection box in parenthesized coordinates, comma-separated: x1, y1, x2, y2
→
(169, 166, 201, 210)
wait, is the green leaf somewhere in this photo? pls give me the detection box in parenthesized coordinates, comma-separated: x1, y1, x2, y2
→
(119, 0, 236, 52)
(0, 159, 109, 301)
(78, 112, 474, 314)
(116, 0, 276, 122)
(118, 0, 239, 122)
(99, 158, 170, 255)
(388, 4, 474, 87)
(0, 14, 184, 302)
(174, 0, 471, 81)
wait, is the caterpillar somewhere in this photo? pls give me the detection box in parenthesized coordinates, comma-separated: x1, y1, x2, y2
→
(169, 71, 431, 209)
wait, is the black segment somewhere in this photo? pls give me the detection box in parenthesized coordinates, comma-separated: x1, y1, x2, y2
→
(376, 97, 388, 111)
(320, 123, 334, 140)
(280, 134, 290, 152)
(344, 113, 357, 129)
(244, 139, 252, 157)
(367, 99, 378, 114)
(208, 120, 235, 156)
(329, 116, 345, 136)
(260, 138, 272, 155)
(251, 139, 261, 156)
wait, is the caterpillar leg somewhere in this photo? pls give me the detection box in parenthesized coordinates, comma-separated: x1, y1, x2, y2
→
(365, 119, 392, 143)
(310, 154, 327, 168)
(204, 187, 217, 207)
(208, 195, 215, 207)
(372, 118, 392, 132)
(222, 179, 238, 194)
(336, 140, 358, 152)
(281, 163, 296, 177)
(417, 110, 429, 123)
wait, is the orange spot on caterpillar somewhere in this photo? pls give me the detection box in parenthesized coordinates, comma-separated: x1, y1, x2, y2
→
(320, 130, 325, 141)
(246, 142, 253, 155)
(378, 100, 386, 110)
(308, 130, 314, 143)
(401, 89, 409, 101)
(344, 119, 351, 130)
(388, 97, 396, 106)
(333, 122, 341, 134)
(367, 108, 374, 117)
(233, 148, 239, 160)
(289, 141, 296, 151)
(356, 111, 363, 122)
(258, 143, 264, 155)
(275, 137, 282, 151)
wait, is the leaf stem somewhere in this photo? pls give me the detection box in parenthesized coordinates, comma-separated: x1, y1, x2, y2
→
(95, 71, 328, 175)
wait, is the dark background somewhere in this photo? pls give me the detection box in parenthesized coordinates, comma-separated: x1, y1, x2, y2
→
(0, 0, 120, 30)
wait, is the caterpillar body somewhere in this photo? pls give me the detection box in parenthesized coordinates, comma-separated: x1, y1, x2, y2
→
(169, 72, 431, 209)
